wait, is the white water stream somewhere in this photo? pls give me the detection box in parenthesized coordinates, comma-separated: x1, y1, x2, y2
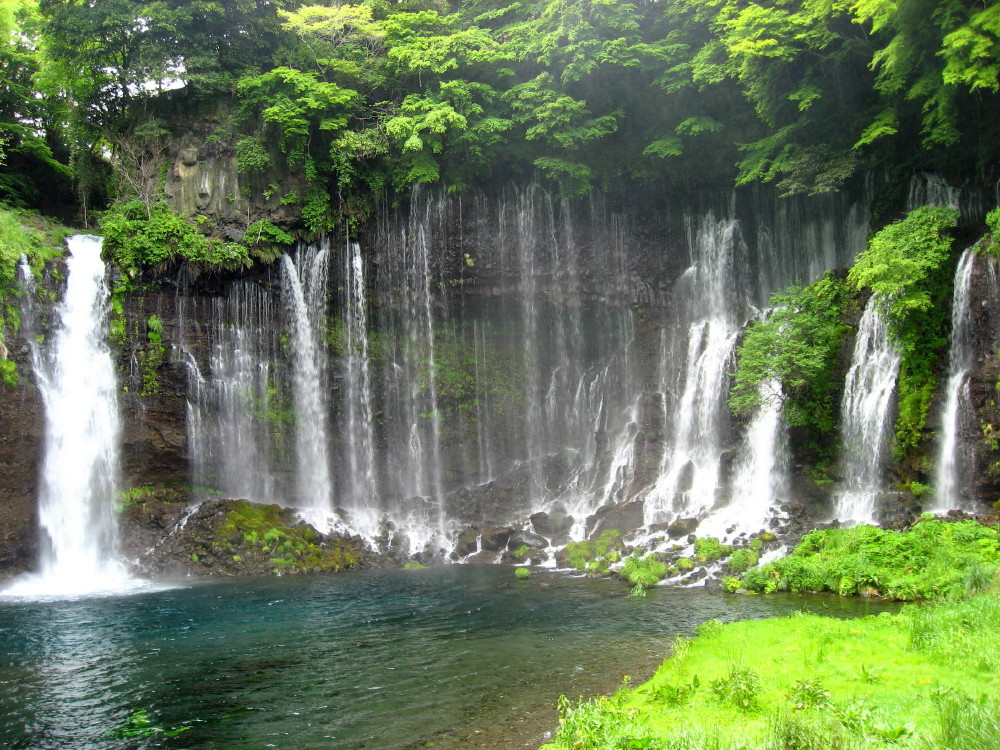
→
(835, 297, 901, 523)
(933, 247, 978, 512)
(281, 243, 333, 512)
(4, 236, 139, 597)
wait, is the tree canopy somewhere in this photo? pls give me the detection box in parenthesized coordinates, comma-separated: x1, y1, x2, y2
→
(3, 0, 1000, 227)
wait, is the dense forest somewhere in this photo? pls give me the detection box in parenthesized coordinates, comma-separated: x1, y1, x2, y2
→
(4, 0, 1000, 242)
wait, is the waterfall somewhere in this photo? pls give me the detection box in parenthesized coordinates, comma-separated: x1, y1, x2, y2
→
(700, 380, 788, 540)
(5, 235, 130, 596)
(644, 214, 744, 525)
(281, 243, 333, 513)
(835, 297, 901, 523)
(377, 195, 448, 553)
(341, 241, 378, 536)
(933, 247, 977, 512)
(185, 282, 282, 503)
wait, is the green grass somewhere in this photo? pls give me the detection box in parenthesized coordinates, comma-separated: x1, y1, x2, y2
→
(542, 591, 1000, 750)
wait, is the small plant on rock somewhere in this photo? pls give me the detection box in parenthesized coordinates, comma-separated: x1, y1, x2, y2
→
(694, 536, 732, 563)
(621, 554, 668, 588)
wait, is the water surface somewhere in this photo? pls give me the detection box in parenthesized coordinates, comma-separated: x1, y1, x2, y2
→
(0, 567, 893, 749)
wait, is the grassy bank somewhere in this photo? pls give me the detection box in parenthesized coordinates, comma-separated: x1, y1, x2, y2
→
(542, 520, 1000, 750)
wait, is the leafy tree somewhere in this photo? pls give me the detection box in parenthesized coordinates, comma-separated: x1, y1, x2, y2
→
(729, 275, 850, 438)
(0, 0, 72, 207)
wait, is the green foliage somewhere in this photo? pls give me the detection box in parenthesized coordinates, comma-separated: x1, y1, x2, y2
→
(711, 664, 762, 712)
(652, 675, 700, 707)
(787, 678, 833, 711)
(693, 536, 732, 564)
(515, 566, 531, 580)
(101, 201, 250, 274)
(620, 554, 668, 588)
(108, 709, 190, 739)
(402, 561, 427, 570)
(552, 682, 661, 750)
(848, 206, 958, 458)
(730, 275, 850, 439)
(0, 358, 17, 387)
(543, 590, 1000, 750)
(981, 207, 1000, 256)
(216, 501, 361, 575)
(563, 529, 623, 575)
(722, 576, 742, 594)
(738, 520, 1000, 600)
(0, 207, 68, 364)
(848, 206, 958, 326)
(115, 483, 187, 513)
(728, 548, 759, 573)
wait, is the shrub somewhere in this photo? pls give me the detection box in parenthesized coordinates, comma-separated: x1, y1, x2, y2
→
(101, 201, 251, 275)
(694, 536, 732, 563)
(729, 274, 850, 438)
(515, 566, 531, 580)
(787, 678, 833, 710)
(737, 520, 1000, 600)
(563, 530, 623, 574)
(711, 664, 762, 711)
(728, 548, 759, 572)
(722, 576, 742, 593)
(621, 554, 668, 588)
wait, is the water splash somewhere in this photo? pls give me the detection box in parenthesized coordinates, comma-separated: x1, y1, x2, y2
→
(835, 297, 901, 523)
(4, 236, 135, 597)
(281, 243, 332, 512)
(700, 380, 788, 540)
(933, 247, 977, 512)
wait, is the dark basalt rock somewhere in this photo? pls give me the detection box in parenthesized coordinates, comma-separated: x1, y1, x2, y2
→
(509, 529, 548, 549)
(588, 501, 645, 538)
(481, 526, 514, 551)
(120, 497, 374, 577)
(454, 527, 481, 557)
(667, 517, 699, 539)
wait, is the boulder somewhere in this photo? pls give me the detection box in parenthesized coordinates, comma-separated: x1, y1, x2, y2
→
(455, 526, 481, 557)
(481, 526, 515, 552)
(667, 517, 699, 539)
(509, 529, 548, 549)
(530, 509, 573, 538)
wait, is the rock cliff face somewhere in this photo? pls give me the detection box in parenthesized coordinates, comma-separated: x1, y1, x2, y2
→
(157, 98, 307, 241)
(3, 174, 999, 579)
(0, 378, 42, 574)
(967, 254, 1000, 507)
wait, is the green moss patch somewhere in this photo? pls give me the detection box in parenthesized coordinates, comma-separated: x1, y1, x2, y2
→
(216, 500, 363, 575)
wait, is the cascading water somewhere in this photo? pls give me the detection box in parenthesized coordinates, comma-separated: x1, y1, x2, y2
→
(4, 235, 130, 596)
(644, 213, 744, 526)
(700, 379, 788, 539)
(185, 282, 282, 503)
(933, 247, 977, 512)
(340, 241, 379, 537)
(835, 297, 901, 523)
(377, 196, 448, 552)
(281, 242, 333, 513)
